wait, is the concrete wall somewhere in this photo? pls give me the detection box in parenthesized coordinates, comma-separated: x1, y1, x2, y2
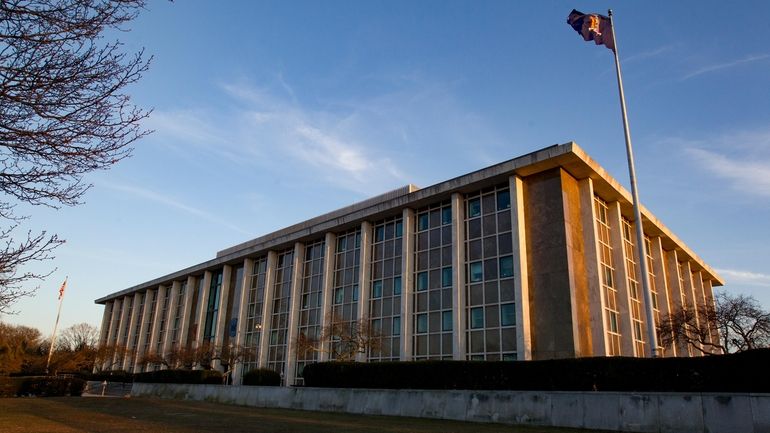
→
(131, 383, 770, 433)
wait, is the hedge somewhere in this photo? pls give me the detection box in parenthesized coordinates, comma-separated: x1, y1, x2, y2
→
(302, 348, 770, 392)
(242, 368, 281, 386)
(0, 376, 86, 397)
(133, 369, 222, 384)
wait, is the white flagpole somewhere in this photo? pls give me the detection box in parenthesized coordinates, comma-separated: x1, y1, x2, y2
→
(606, 10, 659, 357)
(46, 277, 67, 374)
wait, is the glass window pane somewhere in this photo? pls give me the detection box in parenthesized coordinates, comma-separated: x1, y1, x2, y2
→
(372, 280, 382, 298)
(395, 221, 403, 238)
(500, 256, 514, 278)
(441, 267, 452, 287)
(469, 262, 483, 282)
(418, 214, 429, 231)
(393, 316, 401, 335)
(441, 207, 452, 225)
(497, 190, 511, 210)
(468, 198, 481, 217)
(471, 307, 484, 329)
(442, 311, 453, 331)
(417, 272, 428, 291)
(416, 314, 428, 333)
(393, 276, 402, 295)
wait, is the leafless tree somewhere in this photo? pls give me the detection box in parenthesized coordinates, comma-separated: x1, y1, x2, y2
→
(0, 320, 42, 374)
(0, 0, 152, 313)
(295, 313, 382, 362)
(58, 322, 99, 351)
(657, 292, 770, 355)
(93, 343, 128, 372)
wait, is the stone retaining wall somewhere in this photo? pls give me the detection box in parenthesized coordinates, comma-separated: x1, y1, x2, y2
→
(131, 383, 770, 433)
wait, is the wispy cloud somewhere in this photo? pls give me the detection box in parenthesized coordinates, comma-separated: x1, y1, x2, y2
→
(716, 268, 770, 287)
(100, 182, 251, 235)
(622, 44, 676, 64)
(149, 77, 504, 196)
(682, 53, 770, 80)
(685, 148, 770, 198)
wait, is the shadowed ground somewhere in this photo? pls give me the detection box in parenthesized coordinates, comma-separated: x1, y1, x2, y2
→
(0, 396, 611, 433)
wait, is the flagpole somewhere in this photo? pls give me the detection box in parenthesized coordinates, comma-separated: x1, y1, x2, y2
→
(46, 277, 67, 374)
(607, 10, 659, 357)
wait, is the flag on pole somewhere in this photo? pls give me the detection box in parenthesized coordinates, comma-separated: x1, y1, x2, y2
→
(58, 278, 67, 300)
(567, 9, 615, 52)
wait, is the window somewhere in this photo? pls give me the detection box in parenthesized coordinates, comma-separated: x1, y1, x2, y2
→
(501, 303, 516, 326)
(418, 214, 429, 231)
(393, 276, 402, 295)
(372, 280, 382, 298)
(417, 272, 428, 291)
(395, 221, 403, 237)
(470, 307, 484, 329)
(337, 237, 347, 252)
(334, 288, 344, 304)
(372, 319, 381, 333)
(416, 314, 428, 333)
(441, 267, 452, 287)
(497, 190, 511, 210)
(499, 256, 514, 278)
(375, 226, 385, 242)
(441, 207, 452, 225)
(442, 311, 453, 331)
(393, 316, 401, 334)
(352, 285, 359, 302)
(469, 262, 483, 282)
(468, 198, 481, 217)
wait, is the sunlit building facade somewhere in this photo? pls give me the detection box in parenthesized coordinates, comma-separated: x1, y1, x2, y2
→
(95, 143, 723, 385)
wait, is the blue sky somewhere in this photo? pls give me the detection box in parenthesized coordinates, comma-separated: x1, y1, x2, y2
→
(4, 0, 770, 335)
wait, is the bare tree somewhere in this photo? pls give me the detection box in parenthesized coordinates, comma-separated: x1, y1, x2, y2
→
(58, 322, 99, 351)
(0, 321, 42, 374)
(657, 292, 770, 355)
(0, 0, 151, 313)
(93, 343, 128, 372)
(295, 313, 382, 362)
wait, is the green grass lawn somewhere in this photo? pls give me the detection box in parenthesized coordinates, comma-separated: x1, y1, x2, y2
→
(0, 396, 611, 433)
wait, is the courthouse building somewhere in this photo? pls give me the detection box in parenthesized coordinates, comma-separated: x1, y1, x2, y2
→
(95, 142, 723, 385)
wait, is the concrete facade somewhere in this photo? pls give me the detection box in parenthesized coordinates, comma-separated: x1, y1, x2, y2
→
(95, 143, 723, 383)
(131, 383, 770, 433)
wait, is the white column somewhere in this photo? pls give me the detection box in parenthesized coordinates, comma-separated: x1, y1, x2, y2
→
(122, 293, 141, 371)
(356, 221, 373, 362)
(450, 193, 467, 360)
(213, 265, 233, 371)
(607, 201, 635, 357)
(104, 299, 120, 370)
(195, 272, 213, 346)
(233, 258, 255, 385)
(133, 289, 152, 371)
(579, 178, 607, 356)
(162, 281, 182, 359)
(285, 242, 305, 385)
(114, 297, 131, 368)
(178, 276, 196, 352)
(400, 208, 415, 361)
(664, 249, 689, 356)
(258, 251, 278, 368)
(147, 285, 167, 364)
(510, 175, 532, 360)
(318, 233, 336, 362)
(98, 302, 112, 347)
(650, 236, 673, 356)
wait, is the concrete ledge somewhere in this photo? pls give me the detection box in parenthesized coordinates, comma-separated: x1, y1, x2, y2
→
(131, 383, 769, 433)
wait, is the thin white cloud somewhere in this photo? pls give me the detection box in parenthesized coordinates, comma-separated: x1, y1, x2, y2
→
(100, 182, 251, 235)
(682, 53, 770, 80)
(716, 268, 770, 287)
(149, 77, 502, 196)
(685, 148, 770, 198)
(622, 44, 676, 63)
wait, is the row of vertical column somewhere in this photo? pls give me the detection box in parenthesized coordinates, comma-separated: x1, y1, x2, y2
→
(580, 177, 719, 357)
(97, 174, 534, 381)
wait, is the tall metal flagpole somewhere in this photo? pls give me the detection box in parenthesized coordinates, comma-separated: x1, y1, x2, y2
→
(46, 277, 67, 374)
(607, 10, 659, 357)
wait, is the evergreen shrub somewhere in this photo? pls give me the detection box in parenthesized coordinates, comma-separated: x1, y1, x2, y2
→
(242, 368, 281, 386)
(302, 348, 770, 392)
(134, 369, 222, 384)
